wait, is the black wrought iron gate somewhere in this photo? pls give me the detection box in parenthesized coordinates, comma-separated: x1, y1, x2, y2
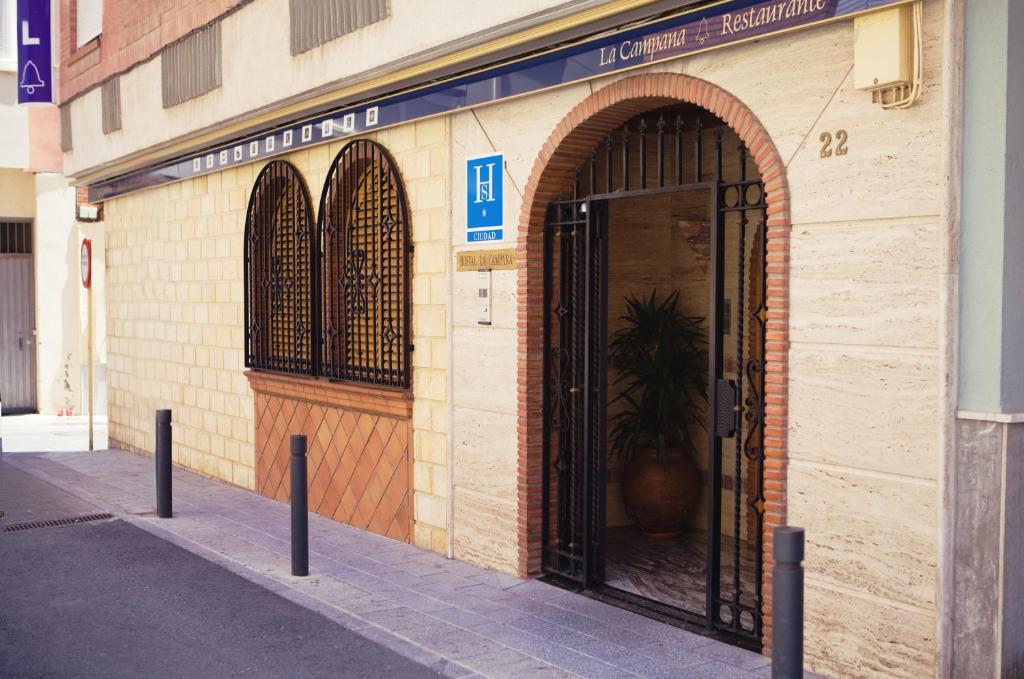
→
(541, 108, 767, 643)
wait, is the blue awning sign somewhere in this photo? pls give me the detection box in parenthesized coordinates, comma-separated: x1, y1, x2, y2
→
(86, 0, 910, 201)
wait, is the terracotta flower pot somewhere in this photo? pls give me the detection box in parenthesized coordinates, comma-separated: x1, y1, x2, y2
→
(621, 446, 701, 538)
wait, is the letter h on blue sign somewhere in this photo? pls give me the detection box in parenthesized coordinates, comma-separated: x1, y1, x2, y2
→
(467, 154, 503, 230)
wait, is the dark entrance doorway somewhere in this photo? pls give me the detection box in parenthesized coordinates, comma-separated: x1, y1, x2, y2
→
(540, 106, 767, 645)
(0, 220, 37, 415)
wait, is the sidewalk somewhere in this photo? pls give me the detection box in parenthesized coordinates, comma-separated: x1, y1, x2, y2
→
(4, 450, 782, 679)
(0, 414, 109, 452)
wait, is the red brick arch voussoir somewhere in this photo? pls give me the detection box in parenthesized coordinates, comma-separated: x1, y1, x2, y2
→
(514, 72, 791, 649)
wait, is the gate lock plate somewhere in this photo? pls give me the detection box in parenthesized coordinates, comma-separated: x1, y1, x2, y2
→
(715, 378, 739, 438)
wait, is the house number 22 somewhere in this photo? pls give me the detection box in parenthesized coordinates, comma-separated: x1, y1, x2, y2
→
(819, 130, 849, 158)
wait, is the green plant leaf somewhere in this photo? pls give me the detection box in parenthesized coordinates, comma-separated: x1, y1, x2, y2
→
(607, 288, 708, 462)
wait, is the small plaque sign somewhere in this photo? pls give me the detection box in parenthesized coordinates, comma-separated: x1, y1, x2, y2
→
(456, 248, 517, 271)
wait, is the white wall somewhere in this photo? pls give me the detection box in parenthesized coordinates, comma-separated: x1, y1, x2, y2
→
(32, 173, 81, 414)
(0, 72, 29, 169)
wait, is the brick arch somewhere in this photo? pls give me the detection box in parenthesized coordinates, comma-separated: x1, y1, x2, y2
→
(514, 72, 790, 644)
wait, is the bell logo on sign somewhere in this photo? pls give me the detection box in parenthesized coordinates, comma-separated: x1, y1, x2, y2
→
(466, 153, 503, 243)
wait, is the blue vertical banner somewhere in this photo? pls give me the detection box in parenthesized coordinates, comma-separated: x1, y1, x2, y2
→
(466, 153, 504, 243)
(17, 0, 54, 105)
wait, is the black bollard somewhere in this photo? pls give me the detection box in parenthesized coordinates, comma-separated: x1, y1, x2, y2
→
(155, 409, 173, 518)
(290, 434, 309, 577)
(772, 525, 805, 679)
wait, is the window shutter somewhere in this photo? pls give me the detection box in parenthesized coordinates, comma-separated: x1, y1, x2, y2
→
(101, 77, 121, 134)
(289, 0, 389, 55)
(60, 104, 72, 152)
(161, 22, 222, 108)
(0, 0, 15, 69)
(76, 0, 103, 48)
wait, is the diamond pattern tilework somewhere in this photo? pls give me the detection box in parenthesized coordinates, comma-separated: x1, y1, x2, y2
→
(250, 372, 412, 543)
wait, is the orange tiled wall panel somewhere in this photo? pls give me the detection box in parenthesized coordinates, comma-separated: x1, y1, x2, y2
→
(247, 371, 413, 542)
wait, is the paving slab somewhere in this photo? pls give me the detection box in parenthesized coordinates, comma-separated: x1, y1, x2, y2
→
(3, 450, 814, 678)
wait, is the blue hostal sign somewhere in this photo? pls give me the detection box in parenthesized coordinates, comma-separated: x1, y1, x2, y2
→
(466, 153, 504, 243)
(16, 0, 54, 105)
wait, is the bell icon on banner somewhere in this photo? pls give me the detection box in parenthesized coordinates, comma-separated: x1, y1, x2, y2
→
(19, 60, 45, 95)
(696, 18, 711, 45)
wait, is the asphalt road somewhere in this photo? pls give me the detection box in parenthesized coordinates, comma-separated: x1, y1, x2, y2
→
(0, 461, 438, 679)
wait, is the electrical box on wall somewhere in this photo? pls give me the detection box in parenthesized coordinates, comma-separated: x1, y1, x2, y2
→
(853, 6, 913, 91)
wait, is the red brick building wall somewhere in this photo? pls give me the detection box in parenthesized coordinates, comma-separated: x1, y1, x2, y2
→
(58, 0, 247, 104)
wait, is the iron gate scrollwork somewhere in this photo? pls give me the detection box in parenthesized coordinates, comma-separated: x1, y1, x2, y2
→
(540, 105, 767, 642)
(542, 196, 607, 588)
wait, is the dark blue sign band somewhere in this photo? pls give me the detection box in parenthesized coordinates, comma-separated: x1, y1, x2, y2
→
(17, 0, 54, 105)
(88, 0, 905, 201)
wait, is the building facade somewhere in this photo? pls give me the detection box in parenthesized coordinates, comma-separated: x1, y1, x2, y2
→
(0, 0, 96, 418)
(56, 0, 1023, 676)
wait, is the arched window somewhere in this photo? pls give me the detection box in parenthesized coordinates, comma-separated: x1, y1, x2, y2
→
(244, 161, 316, 375)
(318, 140, 410, 388)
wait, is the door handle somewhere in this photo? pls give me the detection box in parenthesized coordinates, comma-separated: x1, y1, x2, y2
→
(18, 335, 23, 350)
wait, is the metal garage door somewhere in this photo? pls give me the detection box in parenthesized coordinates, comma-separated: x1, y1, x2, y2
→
(0, 220, 37, 414)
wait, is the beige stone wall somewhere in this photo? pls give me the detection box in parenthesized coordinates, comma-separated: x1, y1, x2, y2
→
(445, 3, 947, 676)
(103, 2, 946, 674)
(104, 118, 452, 551)
(0, 168, 36, 218)
(449, 86, 589, 572)
(105, 170, 255, 485)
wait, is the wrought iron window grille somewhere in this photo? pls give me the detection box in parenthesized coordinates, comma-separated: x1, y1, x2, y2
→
(317, 139, 411, 389)
(244, 161, 317, 377)
(244, 142, 411, 391)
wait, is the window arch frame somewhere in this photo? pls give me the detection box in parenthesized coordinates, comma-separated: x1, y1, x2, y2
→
(243, 160, 318, 376)
(316, 139, 412, 389)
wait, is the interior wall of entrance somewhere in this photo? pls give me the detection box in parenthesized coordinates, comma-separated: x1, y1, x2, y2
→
(604, 191, 712, 530)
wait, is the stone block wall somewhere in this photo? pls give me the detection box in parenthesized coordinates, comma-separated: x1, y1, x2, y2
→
(444, 2, 946, 675)
(103, 116, 452, 552)
(101, 2, 949, 674)
(105, 167, 255, 486)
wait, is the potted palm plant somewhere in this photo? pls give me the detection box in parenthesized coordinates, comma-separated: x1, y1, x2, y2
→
(608, 289, 707, 537)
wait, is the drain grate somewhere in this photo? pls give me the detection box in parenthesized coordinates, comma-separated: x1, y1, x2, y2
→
(3, 513, 114, 533)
